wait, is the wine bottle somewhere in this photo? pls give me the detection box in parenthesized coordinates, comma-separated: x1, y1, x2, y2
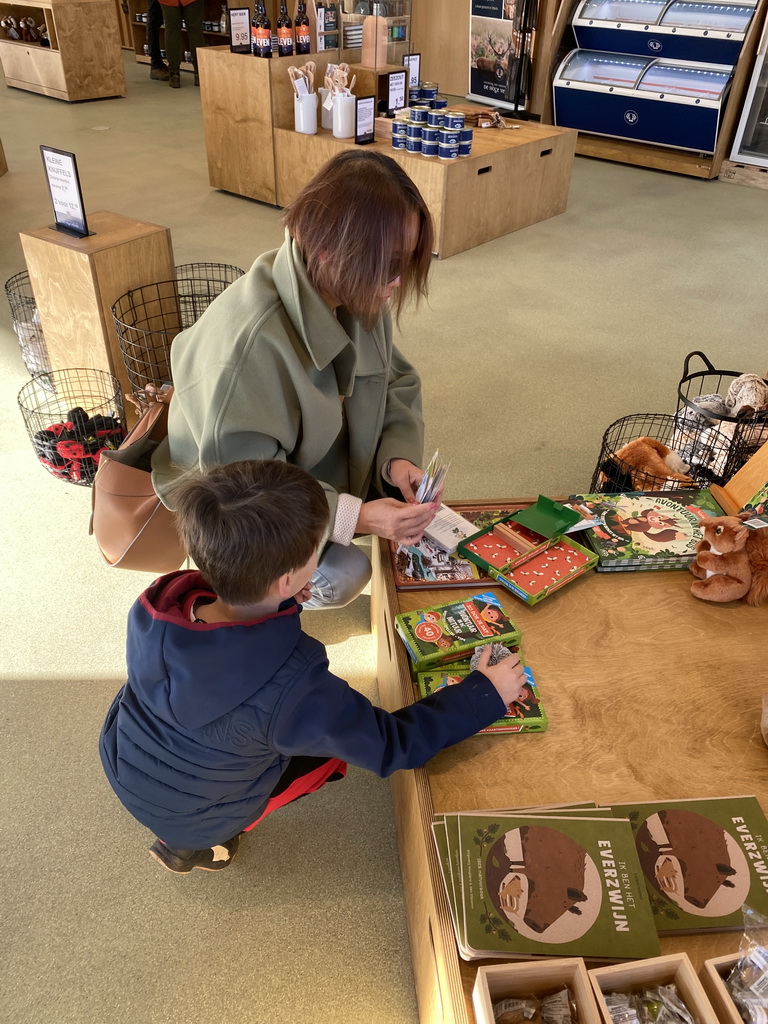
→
(251, 2, 272, 57)
(277, 2, 293, 57)
(295, 0, 310, 54)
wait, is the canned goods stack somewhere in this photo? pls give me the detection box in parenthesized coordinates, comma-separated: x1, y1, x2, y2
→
(391, 82, 474, 159)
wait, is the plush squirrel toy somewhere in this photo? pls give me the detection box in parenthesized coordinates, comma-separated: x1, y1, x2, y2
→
(689, 514, 768, 605)
(600, 436, 694, 492)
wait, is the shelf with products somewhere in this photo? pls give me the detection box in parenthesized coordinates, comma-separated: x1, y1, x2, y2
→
(126, 0, 230, 69)
(0, 0, 126, 99)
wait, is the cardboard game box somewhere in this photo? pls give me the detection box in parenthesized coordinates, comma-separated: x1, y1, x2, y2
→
(394, 591, 521, 672)
(458, 497, 598, 605)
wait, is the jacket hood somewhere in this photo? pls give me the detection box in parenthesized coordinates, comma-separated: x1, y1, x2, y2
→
(127, 571, 302, 730)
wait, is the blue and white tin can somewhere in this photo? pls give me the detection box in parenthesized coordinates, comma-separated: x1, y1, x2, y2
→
(409, 85, 422, 103)
(439, 127, 461, 146)
(421, 126, 439, 143)
(458, 139, 473, 156)
(426, 109, 445, 128)
(391, 135, 407, 150)
(409, 105, 430, 123)
(420, 82, 438, 100)
(430, 94, 448, 109)
(438, 140, 459, 160)
(460, 127, 473, 143)
(421, 140, 438, 157)
(405, 121, 422, 140)
(391, 119, 408, 137)
(405, 137, 421, 153)
(444, 110, 465, 130)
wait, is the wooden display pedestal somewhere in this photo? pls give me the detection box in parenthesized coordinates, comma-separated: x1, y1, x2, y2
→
(371, 499, 768, 1024)
(19, 212, 175, 414)
(0, 0, 126, 101)
(198, 46, 577, 259)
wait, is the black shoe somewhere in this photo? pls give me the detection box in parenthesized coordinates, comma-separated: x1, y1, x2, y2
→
(150, 65, 170, 81)
(149, 835, 240, 873)
(169, 74, 181, 89)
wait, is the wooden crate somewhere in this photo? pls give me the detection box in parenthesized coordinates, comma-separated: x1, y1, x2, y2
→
(589, 954, 720, 1024)
(699, 954, 743, 1024)
(719, 159, 768, 191)
(473, 959, 601, 1024)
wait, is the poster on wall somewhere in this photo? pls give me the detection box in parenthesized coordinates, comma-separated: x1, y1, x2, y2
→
(469, 0, 539, 112)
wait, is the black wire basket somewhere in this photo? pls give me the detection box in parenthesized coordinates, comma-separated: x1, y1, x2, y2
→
(589, 413, 701, 493)
(4, 270, 51, 376)
(111, 262, 245, 399)
(18, 368, 125, 486)
(672, 350, 768, 486)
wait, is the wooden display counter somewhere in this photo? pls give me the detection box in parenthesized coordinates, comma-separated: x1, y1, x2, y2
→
(370, 500, 768, 1024)
(0, 0, 126, 101)
(197, 46, 576, 259)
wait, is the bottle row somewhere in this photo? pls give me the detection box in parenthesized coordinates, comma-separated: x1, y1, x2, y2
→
(251, 1, 334, 58)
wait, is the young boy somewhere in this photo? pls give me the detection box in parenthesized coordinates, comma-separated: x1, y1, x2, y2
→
(99, 460, 527, 874)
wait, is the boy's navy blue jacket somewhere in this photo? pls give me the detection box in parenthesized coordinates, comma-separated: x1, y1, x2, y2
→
(99, 571, 506, 848)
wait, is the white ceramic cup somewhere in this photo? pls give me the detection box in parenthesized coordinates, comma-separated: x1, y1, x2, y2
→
(332, 92, 356, 139)
(318, 87, 334, 130)
(294, 93, 318, 135)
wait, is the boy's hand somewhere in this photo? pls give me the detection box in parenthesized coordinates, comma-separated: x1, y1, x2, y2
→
(294, 582, 314, 604)
(474, 645, 527, 707)
(388, 459, 424, 504)
(357, 497, 436, 545)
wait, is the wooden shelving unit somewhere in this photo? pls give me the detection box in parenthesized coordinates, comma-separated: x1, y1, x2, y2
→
(0, 0, 126, 99)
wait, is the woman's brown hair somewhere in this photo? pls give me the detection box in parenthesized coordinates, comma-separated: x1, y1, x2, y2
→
(169, 460, 329, 606)
(282, 150, 433, 330)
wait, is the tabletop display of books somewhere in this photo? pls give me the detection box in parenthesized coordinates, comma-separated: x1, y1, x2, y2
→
(433, 795, 768, 962)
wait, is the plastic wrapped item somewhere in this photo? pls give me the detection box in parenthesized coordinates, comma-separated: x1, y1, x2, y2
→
(493, 987, 578, 1024)
(726, 906, 768, 1023)
(604, 985, 698, 1024)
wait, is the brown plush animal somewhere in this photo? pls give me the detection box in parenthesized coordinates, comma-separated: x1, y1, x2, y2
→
(600, 437, 694, 492)
(689, 515, 768, 605)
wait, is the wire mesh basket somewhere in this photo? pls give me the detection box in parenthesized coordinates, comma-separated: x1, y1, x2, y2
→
(671, 350, 768, 486)
(589, 413, 701, 493)
(111, 263, 245, 399)
(18, 368, 125, 486)
(4, 270, 52, 376)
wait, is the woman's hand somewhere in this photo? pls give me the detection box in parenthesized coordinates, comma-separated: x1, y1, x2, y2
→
(357, 497, 436, 545)
(388, 459, 424, 504)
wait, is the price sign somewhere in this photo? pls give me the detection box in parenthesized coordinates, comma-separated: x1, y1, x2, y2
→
(386, 69, 407, 115)
(355, 95, 375, 145)
(402, 52, 421, 88)
(228, 8, 251, 53)
(40, 145, 90, 238)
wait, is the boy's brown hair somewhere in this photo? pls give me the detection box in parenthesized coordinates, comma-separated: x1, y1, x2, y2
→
(169, 460, 329, 605)
(282, 150, 433, 331)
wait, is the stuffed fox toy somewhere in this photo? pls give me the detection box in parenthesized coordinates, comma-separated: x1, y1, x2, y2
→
(690, 515, 768, 606)
(600, 437, 694, 492)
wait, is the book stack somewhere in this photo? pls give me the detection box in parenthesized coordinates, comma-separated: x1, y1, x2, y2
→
(342, 22, 362, 47)
(394, 591, 521, 672)
(416, 651, 547, 735)
(568, 489, 723, 572)
(434, 795, 768, 962)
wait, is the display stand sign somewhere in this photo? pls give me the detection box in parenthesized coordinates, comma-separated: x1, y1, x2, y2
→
(402, 52, 421, 88)
(355, 95, 376, 144)
(40, 145, 91, 238)
(228, 8, 251, 53)
(469, 0, 538, 112)
(385, 68, 407, 114)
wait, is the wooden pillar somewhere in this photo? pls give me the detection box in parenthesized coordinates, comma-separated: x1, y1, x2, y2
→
(20, 211, 175, 416)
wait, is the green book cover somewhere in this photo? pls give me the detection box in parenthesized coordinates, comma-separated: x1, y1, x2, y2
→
(607, 796, 768, 934)
(741, 480, 768, 527)
(450, 812, 661, 961)
(416, 654, 548, 735)
(394, 591, 521, 671)
(567, 490, 723, 570)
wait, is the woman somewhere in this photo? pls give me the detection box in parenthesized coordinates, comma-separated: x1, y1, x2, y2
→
(152, 150, 436, 609)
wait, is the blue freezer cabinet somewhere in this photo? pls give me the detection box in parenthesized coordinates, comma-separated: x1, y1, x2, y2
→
(572, 0, 758, 65)
(553, 50, 733, 152)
